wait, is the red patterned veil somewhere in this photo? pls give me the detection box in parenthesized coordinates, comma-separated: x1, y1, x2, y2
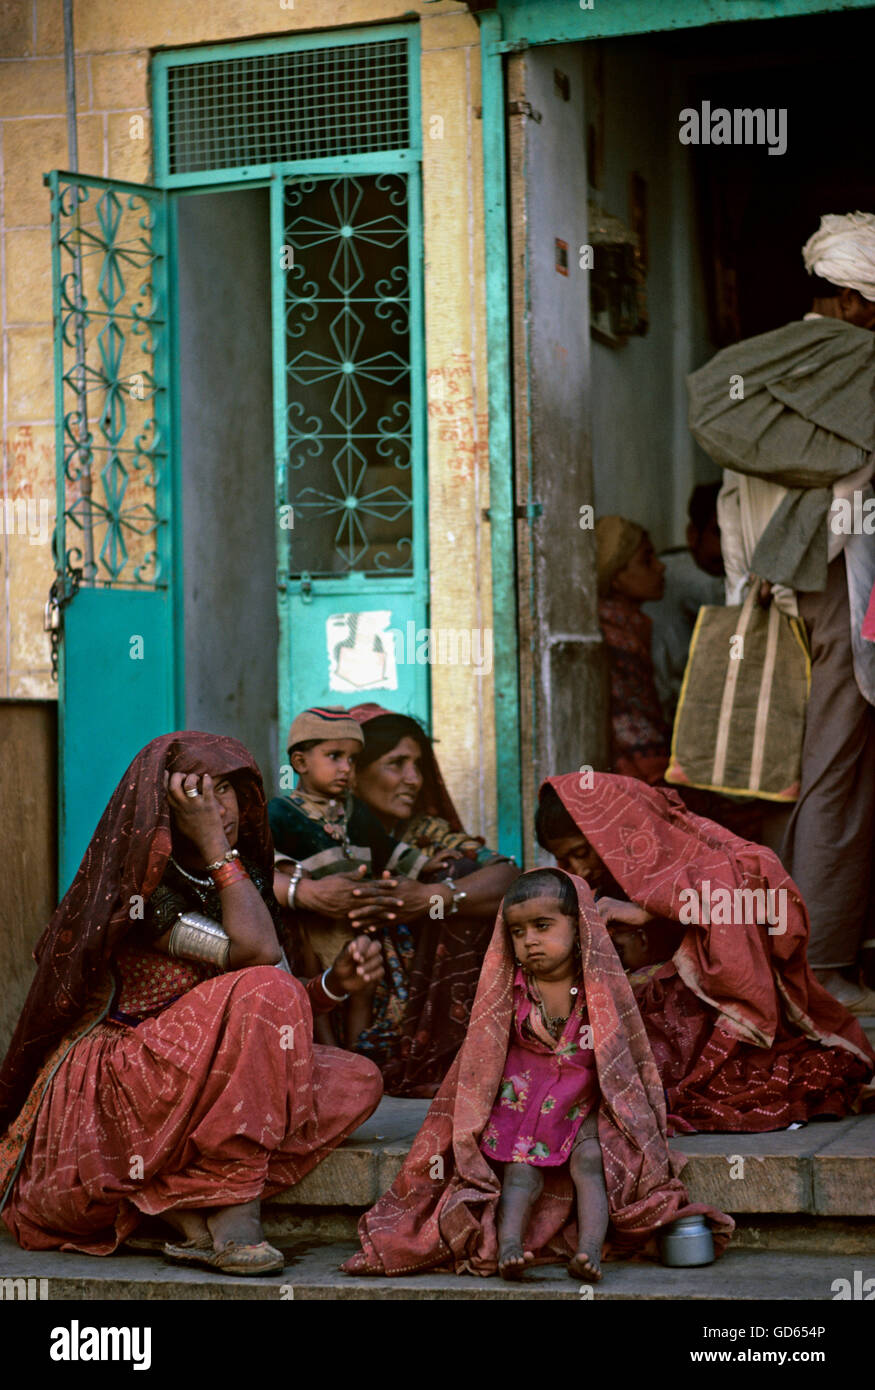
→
(343, 867, 732, 1276)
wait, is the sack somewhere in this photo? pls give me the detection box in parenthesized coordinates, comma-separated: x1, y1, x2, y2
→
(665, 586, 811, 802)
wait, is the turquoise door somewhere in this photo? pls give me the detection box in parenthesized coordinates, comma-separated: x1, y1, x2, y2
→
(272, 168, 428, 741)
(47, 172, 179, 890)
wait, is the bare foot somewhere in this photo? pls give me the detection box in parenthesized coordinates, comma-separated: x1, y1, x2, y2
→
(206, 1198, 264, 1251)
(498, 1243, 534, 1281)
(568, 1249, 602, 1282)
(163, 1209, 211, 1245)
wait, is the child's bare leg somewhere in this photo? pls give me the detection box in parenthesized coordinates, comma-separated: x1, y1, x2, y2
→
(567, 1113, 608, 1282)
(496, 1163, 543, 1280)
(345, 985, 375, 1048)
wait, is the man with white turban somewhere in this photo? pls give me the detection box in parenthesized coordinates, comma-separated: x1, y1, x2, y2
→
(687, 213, 875, 1015)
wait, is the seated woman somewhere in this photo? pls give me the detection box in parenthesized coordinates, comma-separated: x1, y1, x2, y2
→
(0, 732, 383, 1275)
(343, 868, 732, 1280)
(535, 773, 875, 1134)
(275, 704, 519, 1097)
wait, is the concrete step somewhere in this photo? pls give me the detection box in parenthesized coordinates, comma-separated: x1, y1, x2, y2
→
(276, 1098, 875, 1218)
(0, 1228, 867, 1300)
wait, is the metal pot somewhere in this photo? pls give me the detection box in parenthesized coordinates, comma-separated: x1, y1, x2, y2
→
(659, 1214, 715, 1267)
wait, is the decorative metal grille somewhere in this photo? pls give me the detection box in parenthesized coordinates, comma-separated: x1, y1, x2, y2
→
(50, 174, 168, 589)
(167, 41, 409, 175)
(284, 173, 413, 576)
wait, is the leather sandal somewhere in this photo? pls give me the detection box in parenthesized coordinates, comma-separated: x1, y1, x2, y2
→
(163, 1237, 284, 1276)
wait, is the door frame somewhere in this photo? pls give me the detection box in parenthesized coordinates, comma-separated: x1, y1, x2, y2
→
(152, 24, 428, 776)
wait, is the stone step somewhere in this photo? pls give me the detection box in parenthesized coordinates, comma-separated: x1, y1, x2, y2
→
(276, 1098, 875, 1218)
(0, 1229, 866, 1300)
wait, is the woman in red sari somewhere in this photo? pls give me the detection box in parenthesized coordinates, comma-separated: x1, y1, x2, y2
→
(0, 732, 383, 1275)
(535, 773, 874, 1133)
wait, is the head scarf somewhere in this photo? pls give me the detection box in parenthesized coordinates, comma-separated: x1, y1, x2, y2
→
(344, 867, 732, 1276)
(540, 773, 873, 1065)
(595, 516, 644, 598)
(349, 703, 463, 831)
(0, 732, 272, 1130)
(802, 212, 875, 302)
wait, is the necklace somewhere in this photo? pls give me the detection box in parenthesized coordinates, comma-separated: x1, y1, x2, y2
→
(530, 978, 580, 1040)
(170, 856, 213, 888)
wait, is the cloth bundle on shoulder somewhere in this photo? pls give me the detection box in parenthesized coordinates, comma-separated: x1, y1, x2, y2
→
(666, 585, 811, 801)
(686, 317, 875, 592)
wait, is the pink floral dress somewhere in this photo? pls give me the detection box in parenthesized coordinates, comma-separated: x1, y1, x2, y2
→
(479, 967, 599, 1166)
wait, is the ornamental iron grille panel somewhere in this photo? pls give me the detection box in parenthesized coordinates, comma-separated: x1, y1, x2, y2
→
(284, 173, 413, 577)
(167, 40, 409, 175)
(49, 172, 169, 590)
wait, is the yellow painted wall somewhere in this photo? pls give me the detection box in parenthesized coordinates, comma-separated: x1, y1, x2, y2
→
(0, 0, 497, 841)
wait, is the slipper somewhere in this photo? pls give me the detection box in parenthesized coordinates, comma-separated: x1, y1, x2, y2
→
(164, 1238, 284, 1276)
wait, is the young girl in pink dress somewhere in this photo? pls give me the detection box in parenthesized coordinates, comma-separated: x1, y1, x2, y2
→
(480, 869, 606, 1280)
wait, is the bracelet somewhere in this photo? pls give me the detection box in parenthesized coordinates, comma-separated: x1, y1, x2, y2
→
(286, 861, 304, 909)
(168, 912, 231, 970)
(306, 973, 344, 1015)
(204, 848, 240, 873)
(443, 877, 468, 916)
(211, 859, 249, 891)
(320, 967, 349, 1002)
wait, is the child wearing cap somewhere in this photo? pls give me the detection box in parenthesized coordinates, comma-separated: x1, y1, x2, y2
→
(269, 706, 396, 1044)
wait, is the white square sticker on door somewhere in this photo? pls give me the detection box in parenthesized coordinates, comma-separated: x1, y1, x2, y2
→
(326, 611, 399, 692)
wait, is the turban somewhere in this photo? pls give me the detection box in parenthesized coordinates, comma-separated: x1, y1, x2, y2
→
(802, 212, 875, 302)
(595, 515, 644, 597)
(286, 706, 363, 752)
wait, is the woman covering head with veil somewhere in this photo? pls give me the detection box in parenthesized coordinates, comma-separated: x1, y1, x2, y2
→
(0, 732, 383, 1275)
(535, 772, 873, 1134)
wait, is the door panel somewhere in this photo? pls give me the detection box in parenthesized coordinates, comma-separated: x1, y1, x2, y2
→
(272, 170, 428, 739)
(48, 172, 177, 890)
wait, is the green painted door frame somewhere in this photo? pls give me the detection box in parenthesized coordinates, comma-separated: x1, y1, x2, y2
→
(473, 0, 875, 862)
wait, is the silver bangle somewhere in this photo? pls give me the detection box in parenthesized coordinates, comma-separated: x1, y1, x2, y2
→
(320, 967, 349, 1002)
(168, 911, 231, 970)
(443, 877, 467, 916)
(286, 861, 304, 909)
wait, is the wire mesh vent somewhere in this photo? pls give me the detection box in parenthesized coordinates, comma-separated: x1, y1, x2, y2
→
(166, 40, 410, 174)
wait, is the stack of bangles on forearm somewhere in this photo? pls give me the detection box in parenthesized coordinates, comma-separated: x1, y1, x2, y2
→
(205, 848, 249, 891)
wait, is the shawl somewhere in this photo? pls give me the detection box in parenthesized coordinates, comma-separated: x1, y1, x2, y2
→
(542, 773, 874, 1068)
(0, 731, 273, 1132)
(687, 318, 875, 591)
(350, 703, 465, 832)
(598, 593, 670, 785)
(343, 868, 733, 1276)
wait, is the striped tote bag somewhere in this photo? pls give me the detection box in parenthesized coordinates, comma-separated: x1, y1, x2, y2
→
(665, 585, 811, 802)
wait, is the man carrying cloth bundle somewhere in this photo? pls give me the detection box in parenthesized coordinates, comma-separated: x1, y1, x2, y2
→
(687, 212, 875, 1015)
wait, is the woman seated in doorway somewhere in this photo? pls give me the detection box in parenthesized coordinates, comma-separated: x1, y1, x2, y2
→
(534, 772, 874, 1134)
(0, 732, 383, 1276)
(275, 704, 519, 1097)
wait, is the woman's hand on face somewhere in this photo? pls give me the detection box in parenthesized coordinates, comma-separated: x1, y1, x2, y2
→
(165, 770, 229, 861)
(596, 897, 653, 927)
(328, 935, 384, 997)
